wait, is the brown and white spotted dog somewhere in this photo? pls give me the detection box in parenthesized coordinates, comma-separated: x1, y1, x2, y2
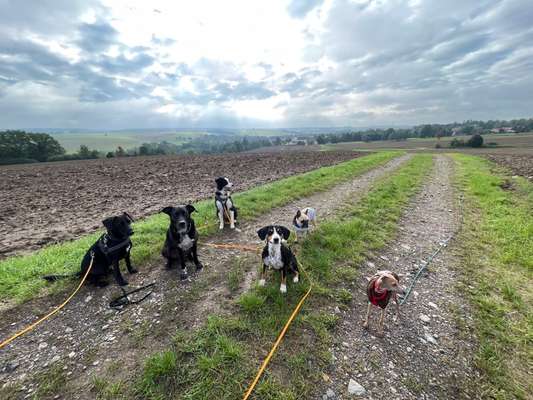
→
(292, 207, 317, 242)
(363, 270, 405, 337)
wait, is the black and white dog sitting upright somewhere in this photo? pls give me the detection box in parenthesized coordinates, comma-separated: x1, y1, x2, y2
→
(257, 225, 299, 294)
(161, 205, 203, 280)
(215, 177, 238, 230)
(44, 212, 137, 287)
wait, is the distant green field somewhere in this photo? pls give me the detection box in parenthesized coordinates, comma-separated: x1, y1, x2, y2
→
(51, 131, 209, 153)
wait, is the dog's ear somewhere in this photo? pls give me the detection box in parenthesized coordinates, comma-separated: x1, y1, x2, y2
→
(186, 204, 196, 214)
(102, 216, 116, 230)
(161, 206, 174, 215)
(123, 212, 134, 223)
(295, 210, 301, 218)
(392, 272, 400, 282)
(215, 177, 227, 189)
(257, 226, 270, 241)
(276, 226, 291, 240)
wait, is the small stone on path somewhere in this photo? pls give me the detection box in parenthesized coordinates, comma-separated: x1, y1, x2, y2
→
(348, 378, 366, 395)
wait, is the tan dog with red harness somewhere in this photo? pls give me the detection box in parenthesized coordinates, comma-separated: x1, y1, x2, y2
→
(363, 270, 405, 337)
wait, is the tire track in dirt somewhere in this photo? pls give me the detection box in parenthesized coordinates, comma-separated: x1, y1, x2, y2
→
(314, 155, 479, 400)
(0, 154, 411, 399)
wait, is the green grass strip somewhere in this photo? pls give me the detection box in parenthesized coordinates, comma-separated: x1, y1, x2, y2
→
(132, 154, 432, 400)
(0, 151, 400, 303)
(452, 154, 532, 400)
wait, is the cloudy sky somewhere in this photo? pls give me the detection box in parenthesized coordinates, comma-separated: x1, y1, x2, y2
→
(1, 0, 532, 129)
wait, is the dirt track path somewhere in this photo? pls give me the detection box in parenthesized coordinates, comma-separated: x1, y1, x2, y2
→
(0, 154, 411, 399)
(314, 155, 479, 399)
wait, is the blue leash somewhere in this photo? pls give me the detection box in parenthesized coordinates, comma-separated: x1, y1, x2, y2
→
(398, 235, 453, 306)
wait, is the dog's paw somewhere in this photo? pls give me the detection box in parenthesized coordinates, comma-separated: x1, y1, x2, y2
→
(362, 321, 369, 329)
(258, 278, 266, 287)
(180, 269, 188, 280)
(230, 224, 235, 229)
(219, 224, 224, 230)
(96, 281, 109, 288)
(280, 283, 287, 294)
(196, 263, 203, 271)
(129, 268, 138, 274)
(293, 275, 299, 283)
(118, 279, 128, 287)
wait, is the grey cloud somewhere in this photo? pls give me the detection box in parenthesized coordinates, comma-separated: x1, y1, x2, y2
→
(95, 52, 155, 75)
(287, 0, 324, 18)
(77, 21, 118, 52)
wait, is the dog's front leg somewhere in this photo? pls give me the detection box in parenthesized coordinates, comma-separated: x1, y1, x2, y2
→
(125, 251, 138, 274)
(177, 250, 188, 280)
(192, 243, 203, 271)
(229, 209, 235, 229)
(393, 293, 400, 322)
(280, 268, 287, 294)
(216, 201, 225, 230)
(259, 264, 267, 286)
(112, 260, 128, 286)
(363, 302, 371, 329)
(378, 308, 385, 337)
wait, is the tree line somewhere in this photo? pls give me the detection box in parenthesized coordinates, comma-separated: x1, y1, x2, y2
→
(315, 118, 533, 145)
(0, 130, 277, 165)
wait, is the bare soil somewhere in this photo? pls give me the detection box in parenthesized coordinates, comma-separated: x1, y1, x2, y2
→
(314, 156, 479, 399)
(0, 155, 410, 400)
(484, 153, 533, 182)
(0, 151, 357, 259)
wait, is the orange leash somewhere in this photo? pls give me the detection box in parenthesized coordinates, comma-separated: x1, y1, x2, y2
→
(203, 243, 261, 252)
(242, 260, 313, 400)
(0, 254, 95, 350)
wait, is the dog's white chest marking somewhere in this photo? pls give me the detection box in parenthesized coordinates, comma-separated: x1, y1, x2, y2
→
(264, 244, 283, 270)
(178, 234, 195, 251)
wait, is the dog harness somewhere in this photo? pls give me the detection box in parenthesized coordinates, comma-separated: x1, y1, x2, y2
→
(97, 234, 131, 256)
(367, 278, 392, 309)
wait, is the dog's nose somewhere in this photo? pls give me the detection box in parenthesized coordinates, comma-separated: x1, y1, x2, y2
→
(178, 221, 186, 228)
(273, 237, 280, 244)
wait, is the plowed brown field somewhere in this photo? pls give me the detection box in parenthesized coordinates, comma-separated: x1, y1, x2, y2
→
(0, 151, 358, 258)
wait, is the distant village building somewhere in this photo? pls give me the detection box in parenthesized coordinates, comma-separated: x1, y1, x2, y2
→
(490, 127, 515, 133)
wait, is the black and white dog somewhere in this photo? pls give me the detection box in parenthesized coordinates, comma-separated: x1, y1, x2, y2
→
(257, 225, 299, 293)
(292, 207, 317, 242)
(44, 212, 137, 287)
(161, 205, 203, 280)
(215, 177, 237, 230)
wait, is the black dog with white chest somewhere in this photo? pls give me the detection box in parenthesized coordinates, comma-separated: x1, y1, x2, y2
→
(161, 205, 203, 280)
(257, 225, 299, 293)
(81, 212, 137, 287)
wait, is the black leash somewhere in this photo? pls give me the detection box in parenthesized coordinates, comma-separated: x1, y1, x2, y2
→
(109, 282, 156, 309)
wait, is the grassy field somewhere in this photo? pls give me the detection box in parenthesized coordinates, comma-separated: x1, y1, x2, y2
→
(326, 132, 533, 154)
(51, 131, 209, 153)
(0, 151, 400, 304)
(130, 154, 433, 399)
(452, 154, 532, 399)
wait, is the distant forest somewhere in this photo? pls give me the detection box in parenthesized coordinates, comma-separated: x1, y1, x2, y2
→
(315, 118, 533, 144)
(1, 118, 532, 164)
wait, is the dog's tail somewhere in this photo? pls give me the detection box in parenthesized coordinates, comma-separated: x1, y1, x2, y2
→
(42, 272, 80, 282)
